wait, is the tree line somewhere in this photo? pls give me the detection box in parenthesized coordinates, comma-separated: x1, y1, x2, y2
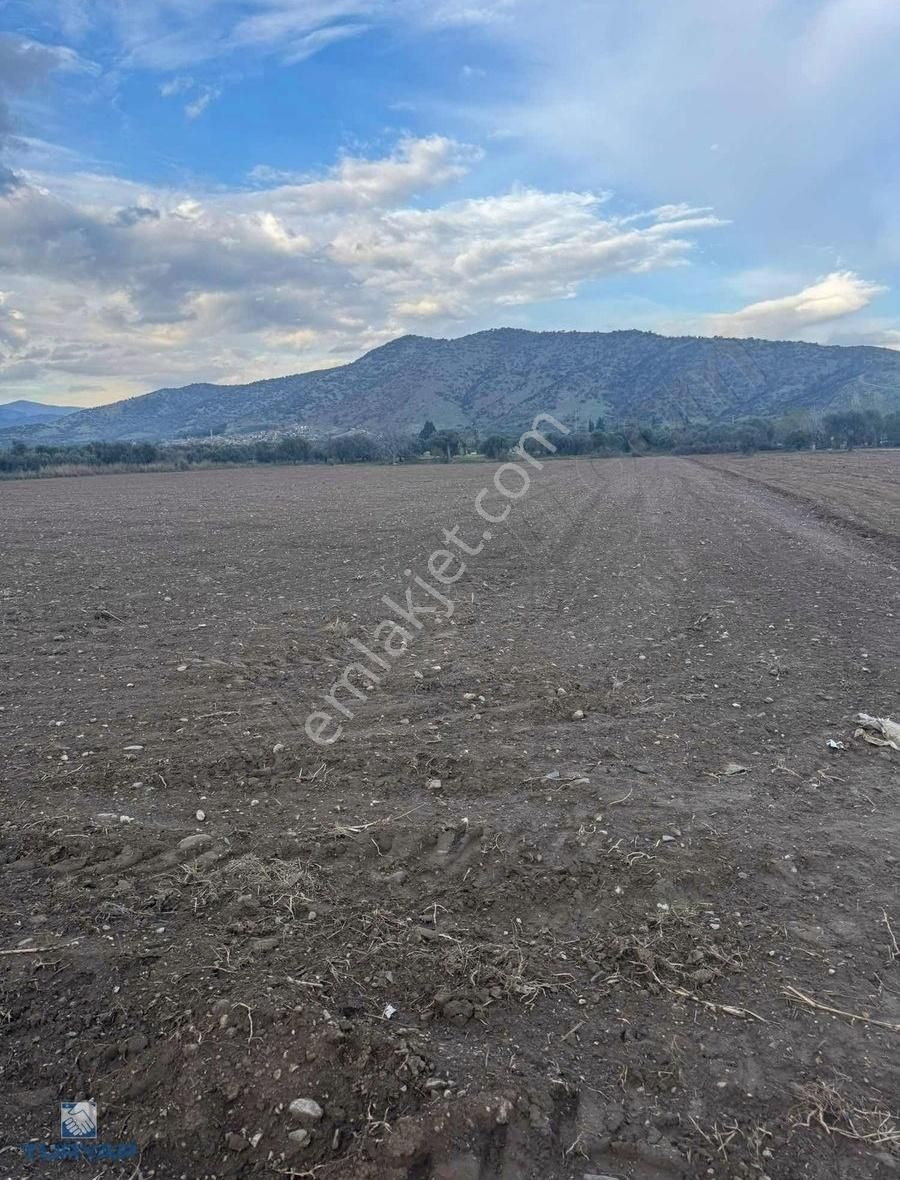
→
(1, 407, 898, 478)
(0, 434, 392, 477)
(443, 408, 900, 459)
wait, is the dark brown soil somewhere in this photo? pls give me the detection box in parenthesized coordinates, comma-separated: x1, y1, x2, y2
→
(1, 453, 898, 1179)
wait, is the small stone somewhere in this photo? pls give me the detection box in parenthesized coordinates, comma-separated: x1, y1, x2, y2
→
(288, 1129, 311, 1147)
(661, 834, 675, 842)
(442, 999, 474, 1025)
(178, 833, 212, 851)
(225, 1133, 247, 1152)
(572, 709, 585, 720)
(496, 1097, 513, 1125)
(289, 1098, 324, 1122)
(195, 809, 206, 822)
(426, 778, 442, 791)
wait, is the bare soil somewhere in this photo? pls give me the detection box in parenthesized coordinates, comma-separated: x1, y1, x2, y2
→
(1, 452, 898, 1180)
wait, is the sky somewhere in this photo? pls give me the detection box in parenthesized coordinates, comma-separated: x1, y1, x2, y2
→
(2, 1, 900, 407)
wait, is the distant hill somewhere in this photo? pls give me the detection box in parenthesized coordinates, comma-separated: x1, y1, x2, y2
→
(0, 400, 79, 428)
(5, 330, 900, 445)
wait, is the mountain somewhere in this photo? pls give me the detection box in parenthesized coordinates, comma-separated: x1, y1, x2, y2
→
(5, 329, 900, 446)
(0, 400, 79, 428)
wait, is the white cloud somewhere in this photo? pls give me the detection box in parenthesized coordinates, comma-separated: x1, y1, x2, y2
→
(184, 85, 221, 118)
(0, 291, 27, 350)
(705, 271, 886, 338)
(229, 8, 372, 62)
(444, 0, 900, 271)
(278, 135, 483, 212)
(821, 322, 900, 351)
(159, 75, 221, 117)
(329, 189, 722, 309)
(159, 75, 193, 97)
(0, 136, 722, 404)
(56, 0, 517, 70)
(0, 34, 87, 191)
(244, 137, 478, 198)
(413, 0, 517, 27)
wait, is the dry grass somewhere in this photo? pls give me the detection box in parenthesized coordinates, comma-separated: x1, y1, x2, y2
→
(583, 907, 743, 995)
(306, 905, 566, 1015)
(221, 853, 322, 897)
(179, 853, 326, 917)
(792, 1081, 900, 1153)
(0, 461, 182, 481)
(689, 1116, 774, 1172)
(427, 933, 562, 1007)
(578, 909, 768, 1023)
(782, 984, 900, 1033)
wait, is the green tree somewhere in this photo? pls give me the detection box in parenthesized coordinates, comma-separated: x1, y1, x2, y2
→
(783, 428, 813, 450)
(482, 435, 510, 459)
(275, 435, 311, 462)
(428, 430, 461, 462)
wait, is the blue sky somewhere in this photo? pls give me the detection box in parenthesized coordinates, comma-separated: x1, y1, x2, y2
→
(2, 0, 900, 406)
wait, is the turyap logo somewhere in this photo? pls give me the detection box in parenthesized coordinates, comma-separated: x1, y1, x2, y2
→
(21, 1100, 138, 1163)
(60, 1100, 97, 1140)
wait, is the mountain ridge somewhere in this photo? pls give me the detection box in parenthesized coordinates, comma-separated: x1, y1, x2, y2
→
(4, 329, 900, 445)
(0, 400, 79, 428)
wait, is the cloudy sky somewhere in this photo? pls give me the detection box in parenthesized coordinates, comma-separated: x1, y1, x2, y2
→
(2, 0, 900, 406)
